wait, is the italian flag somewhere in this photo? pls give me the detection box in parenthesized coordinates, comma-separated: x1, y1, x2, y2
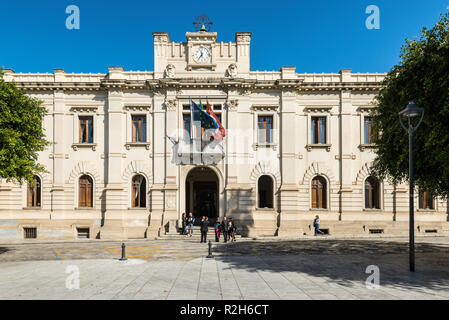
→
(205, 101, 226, 141)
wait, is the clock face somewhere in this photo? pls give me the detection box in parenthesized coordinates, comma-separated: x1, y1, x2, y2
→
(194, 47, 210, 63)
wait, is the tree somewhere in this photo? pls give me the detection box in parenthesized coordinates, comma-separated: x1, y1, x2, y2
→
(0, 69, 50, 184)
(372, 13, 449, 198)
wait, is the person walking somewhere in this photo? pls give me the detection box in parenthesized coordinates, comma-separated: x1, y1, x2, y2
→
(200, 216, 208, 243)
(313, 215, 324, 235)
(187, 212, 195, 237)
(214, 218, 221, 242)
(221, 216, 229, 243)
(181, 212, 187, 235)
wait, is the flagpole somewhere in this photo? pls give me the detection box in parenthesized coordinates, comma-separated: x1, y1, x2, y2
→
(189, 96, 193, 156)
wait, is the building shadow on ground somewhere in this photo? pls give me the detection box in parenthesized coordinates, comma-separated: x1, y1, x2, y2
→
(213, 239, 449, 292)
(0, 247, 9, 255)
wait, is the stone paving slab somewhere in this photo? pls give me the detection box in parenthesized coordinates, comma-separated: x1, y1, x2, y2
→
(1, 237, 449, 300)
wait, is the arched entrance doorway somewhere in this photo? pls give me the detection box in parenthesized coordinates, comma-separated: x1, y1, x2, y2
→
(185, 167, 219, 224)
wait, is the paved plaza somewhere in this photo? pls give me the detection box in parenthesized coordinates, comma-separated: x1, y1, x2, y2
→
(1, 236, 449, 300)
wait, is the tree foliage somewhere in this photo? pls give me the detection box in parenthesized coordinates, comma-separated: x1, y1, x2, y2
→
(372, 13, 449, 198)
(0, 70, 50, 184)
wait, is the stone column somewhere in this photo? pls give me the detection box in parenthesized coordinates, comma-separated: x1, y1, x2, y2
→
(163, 93, 179, 234)
(51, 86, 66, 211)
(101, 67, 126, 239)
(148, 92, 166, 237)
(339, 71, 355, 217)
(277, 84, 301, 237)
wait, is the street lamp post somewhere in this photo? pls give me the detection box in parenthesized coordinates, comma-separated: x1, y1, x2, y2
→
(398, 101, 424, 272)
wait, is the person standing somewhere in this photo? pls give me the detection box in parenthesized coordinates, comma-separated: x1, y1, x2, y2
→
(200, 216, 208, 243)
(313, 215, 324, 235)
(187, 212, 195, 237)
(214, 218, 221, 242)
(181, 212, 187, 235)
(228, 218, 236, 242)
(221, 216, 229, 243)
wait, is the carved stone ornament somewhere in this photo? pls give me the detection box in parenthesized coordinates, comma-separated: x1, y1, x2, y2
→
(226, 63, 238, 78)
(226, 99, 239, 112)
(165, 64, 175, 78)
(164, 98, 177, 111)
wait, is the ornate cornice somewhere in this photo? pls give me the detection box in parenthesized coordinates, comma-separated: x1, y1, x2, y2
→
(9, 77, 385, 93)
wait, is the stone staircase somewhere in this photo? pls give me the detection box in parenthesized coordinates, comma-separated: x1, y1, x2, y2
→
(157, 227, 243, 241)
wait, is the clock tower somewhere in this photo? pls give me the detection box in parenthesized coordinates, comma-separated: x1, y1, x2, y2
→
(186, 23, 217, 71)
(152, 16, 251, 79)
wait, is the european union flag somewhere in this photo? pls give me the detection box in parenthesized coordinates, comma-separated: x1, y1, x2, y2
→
(191, 101, 219, 129)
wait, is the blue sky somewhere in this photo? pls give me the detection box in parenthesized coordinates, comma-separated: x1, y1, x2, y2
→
(0, 0, 447, 74)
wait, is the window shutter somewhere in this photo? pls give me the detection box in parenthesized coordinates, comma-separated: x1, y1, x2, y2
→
(132, 118, 136, 142)
(87, 181, 92, 207)
(312, 181, 318, 208)
(79, 180, 85, 207)
(27, 183, 33, 207)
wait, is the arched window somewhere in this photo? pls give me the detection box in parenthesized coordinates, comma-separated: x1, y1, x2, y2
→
(365, 177, 380, 209)
(419, 190, 434, 210)
(79, 175, 93, 208)
(258, 175, 273, 209)
(132, 175, 146, 208)
(27, 175, 41, 208)
(311, 176, 327, 209)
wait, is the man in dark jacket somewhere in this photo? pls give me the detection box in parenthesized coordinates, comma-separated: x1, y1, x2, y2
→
(181, 212, 187, 235)
(200, 216, 208, 243)
(221, 216, 229, 243)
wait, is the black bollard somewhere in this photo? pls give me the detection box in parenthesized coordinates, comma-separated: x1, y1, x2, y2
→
(119, 242, 127, 261)
(207, 240, 213, 258)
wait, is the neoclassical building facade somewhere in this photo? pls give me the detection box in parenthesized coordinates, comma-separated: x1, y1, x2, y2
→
(1, 26, 448, 240)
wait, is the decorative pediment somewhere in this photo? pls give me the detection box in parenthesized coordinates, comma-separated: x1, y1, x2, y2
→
(358, 104, 377, 112)
(70, 105, 99, 113)
(123, 104, 152, 111)
(304, 105, 333, 113)
(250, 104, 279, 112)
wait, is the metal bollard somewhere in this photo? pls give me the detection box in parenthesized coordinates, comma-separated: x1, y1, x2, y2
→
(207, 240, 213, 258)
(119, 242, 127, 261)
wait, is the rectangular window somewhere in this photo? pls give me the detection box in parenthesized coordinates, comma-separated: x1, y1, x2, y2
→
(79, 116, 93, 144)
(364, 117, 376, 144)
(258, 116, 273, 144)
(311, 117, 326, 144)
(132, 115, 147, 142)
(419, 190, 434, 210)
(24, 227, 37, 239)
(77, 228, 90, 239)
(183, 114, 191, 141)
